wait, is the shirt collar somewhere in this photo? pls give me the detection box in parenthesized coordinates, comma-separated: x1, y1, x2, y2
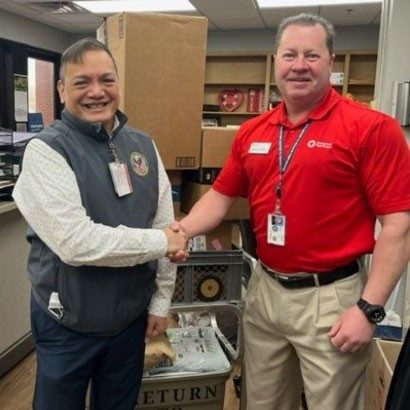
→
(269, 87, 339, 128)
(61, 109, 128, 141)
(111, 115, 120, 133)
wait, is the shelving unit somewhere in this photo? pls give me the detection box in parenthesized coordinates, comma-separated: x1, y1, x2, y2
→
(345, 51, 377, 103)
(203, 52, 272, 126)
(203, 50, 377, 126)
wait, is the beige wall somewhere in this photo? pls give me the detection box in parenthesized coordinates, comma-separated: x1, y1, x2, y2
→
(376, 0, 410, 332)
(0, 206, 30, 356)
(0, 8, 80, 52)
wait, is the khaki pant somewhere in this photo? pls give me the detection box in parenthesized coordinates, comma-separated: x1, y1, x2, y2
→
(243, 263, 371, 410)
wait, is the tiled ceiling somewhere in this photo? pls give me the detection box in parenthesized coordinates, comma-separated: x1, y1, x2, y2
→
(0, 0, 381, 33)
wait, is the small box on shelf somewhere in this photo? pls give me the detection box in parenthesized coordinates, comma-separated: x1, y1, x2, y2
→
(247, 88, 264, 113)
(181, 181, 249, 220)
(189, 221, 234, 252)
(167, 170, 182, 218)
(186, 168, 221, 185)
(201, 127, 238, 168)
(330, 72, 344, 86)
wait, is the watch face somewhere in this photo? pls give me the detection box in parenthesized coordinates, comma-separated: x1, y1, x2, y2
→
(369, 306, 386, 323)
(358, 299, 386, 324)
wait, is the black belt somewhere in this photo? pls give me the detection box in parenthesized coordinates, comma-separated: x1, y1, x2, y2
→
(261, 260, 359, 289)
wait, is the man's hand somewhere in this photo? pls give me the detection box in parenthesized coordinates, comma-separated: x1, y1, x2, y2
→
(145, 314, 168, 341)
(328, 305, 375, 353)
(163, 226, 187, 255)
(166, 221, 189, 262)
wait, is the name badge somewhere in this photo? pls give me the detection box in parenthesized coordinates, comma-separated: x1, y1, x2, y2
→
(267, 213, 286, 246)
(249, 142, 272, 154)
(109, 162, 133, 197)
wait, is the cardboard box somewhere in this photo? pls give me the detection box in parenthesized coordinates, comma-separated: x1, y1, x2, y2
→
(167, 170, 182, 218)
(181, 181, 249, 220)
(187, 168, 221, 184)
(190, 221, 233, 251)
(364, 339, 402, 410)
(102, 13, 207, 170)
(330, 72, 344, 86)
(201, 127, 238, 168)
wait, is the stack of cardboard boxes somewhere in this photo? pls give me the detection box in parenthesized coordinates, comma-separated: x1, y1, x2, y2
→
(181, 126, 250, 221)
(101, 12, 249, 251)
(100, 12, 207, 170)
(364, 339, 402, 410)
(181, 126, 250, 251)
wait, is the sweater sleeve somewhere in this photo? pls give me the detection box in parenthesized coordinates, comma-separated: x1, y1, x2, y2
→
(13, 138, 168, 267)
(148, 143, 177, 317)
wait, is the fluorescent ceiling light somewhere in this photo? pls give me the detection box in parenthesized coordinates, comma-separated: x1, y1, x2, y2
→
(257, 0, 382, 7)
(74, 0, 196, 14)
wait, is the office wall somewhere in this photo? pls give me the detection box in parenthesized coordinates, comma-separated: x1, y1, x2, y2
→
(76, 26, 380, 54)
(0, 8, 81, 52)
(376, 0, 410, 116)
(375, 0, 410, 332)
(207, 25, 380, 52)
(0, 5, 380, 55)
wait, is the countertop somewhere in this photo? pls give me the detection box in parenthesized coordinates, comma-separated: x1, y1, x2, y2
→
(0, 201, 17, 215)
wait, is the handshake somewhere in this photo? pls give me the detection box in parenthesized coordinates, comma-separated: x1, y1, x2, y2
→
(163, 221, 189, 262)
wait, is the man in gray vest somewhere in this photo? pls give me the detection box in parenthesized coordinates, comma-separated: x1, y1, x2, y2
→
(12, 38, 187, 410)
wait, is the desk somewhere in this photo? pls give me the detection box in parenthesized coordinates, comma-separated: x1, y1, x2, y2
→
(0, 202, 32, 377)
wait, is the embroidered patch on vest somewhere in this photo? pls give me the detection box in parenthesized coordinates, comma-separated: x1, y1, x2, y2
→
(130, 152, 149, 176)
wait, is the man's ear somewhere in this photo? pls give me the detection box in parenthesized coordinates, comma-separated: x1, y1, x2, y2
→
(57, 80, 65, 104)
(329, 53, 336, 68)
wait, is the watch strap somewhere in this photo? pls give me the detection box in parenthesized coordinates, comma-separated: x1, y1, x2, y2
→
(357, 298, 385, 324)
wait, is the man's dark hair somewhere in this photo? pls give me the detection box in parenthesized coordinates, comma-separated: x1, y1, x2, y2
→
(59, 38, 117, 81)
(274, 13, 336, 55)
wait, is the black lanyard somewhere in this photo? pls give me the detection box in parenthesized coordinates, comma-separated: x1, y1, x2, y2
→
(275, 122, 310, 211)
(108, 135, 121, 163)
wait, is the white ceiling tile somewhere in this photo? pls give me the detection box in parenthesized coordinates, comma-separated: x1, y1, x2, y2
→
(210, 18, 266, 30)
(53, 13, 101, 25)
(261, 7, 320, 27)
(320, 4, 381, 26)
(191, 0, 266, 29)
(0, 0, 382, 33)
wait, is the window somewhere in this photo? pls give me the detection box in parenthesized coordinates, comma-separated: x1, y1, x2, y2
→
(0, 38, 60, 130)
(28, 57, 56, 126)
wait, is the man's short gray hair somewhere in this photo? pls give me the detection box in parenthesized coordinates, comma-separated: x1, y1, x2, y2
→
(274, 13, 336, 55)
(59, 37, 117, 81)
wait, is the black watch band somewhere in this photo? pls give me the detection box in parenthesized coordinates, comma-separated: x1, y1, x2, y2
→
(357, 298, 386, 324)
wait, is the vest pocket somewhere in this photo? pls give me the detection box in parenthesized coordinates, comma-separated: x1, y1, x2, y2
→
(57, 263, 155, 334)
(28, 241, 60, 314)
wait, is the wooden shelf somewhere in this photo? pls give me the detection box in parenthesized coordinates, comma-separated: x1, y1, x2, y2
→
(203, 111, 261, 116)
(203, 50, 377, 126)
(205, 81, 265, 88)
(348, 79, 375, 85)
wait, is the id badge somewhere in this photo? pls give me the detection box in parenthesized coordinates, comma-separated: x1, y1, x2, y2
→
(267, 213, 286, 246)
(108, 162, 133, 197)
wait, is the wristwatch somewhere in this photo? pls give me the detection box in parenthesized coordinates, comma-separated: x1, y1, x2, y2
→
(357, 298, 386, 324)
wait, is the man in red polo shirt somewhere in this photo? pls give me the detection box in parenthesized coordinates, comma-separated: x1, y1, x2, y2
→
(171, 13, 410, 410)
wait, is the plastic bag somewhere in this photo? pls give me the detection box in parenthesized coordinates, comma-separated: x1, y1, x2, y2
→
(149, 327, 230, 375)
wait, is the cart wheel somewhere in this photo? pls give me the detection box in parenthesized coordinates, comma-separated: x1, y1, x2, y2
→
(197, 274, 223, 302)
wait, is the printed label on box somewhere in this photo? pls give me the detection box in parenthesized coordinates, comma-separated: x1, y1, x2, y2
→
(330, 72, 344, 85)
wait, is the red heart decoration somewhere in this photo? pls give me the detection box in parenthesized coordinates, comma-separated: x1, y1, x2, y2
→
(218, 89, 244, 112)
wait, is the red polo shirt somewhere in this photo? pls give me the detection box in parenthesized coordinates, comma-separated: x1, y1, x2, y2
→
(213, 88, 410, 273)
